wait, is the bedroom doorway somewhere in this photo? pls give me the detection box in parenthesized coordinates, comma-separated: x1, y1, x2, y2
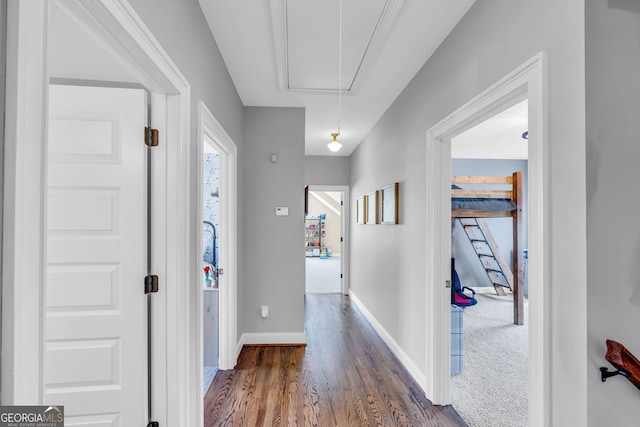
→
(425, 53, 548, 426)
(449, 100, 529, 427)
(305, 185, 350, 295)
(306, 190, 343, 294)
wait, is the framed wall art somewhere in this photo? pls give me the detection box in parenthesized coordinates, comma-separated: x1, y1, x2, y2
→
(381, 182, 399, 224)
(357, 196, 366, 224)
(366, 191, 379, 224)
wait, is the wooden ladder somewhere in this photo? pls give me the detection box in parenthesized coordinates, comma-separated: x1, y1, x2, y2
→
(458, 218, 513, 296)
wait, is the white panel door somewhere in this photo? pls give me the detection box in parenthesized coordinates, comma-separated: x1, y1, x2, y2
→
(46, 85, 147, 426)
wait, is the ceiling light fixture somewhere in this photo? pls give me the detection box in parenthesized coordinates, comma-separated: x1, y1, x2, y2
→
(328, 132, 341, 152)
(327, 0, 343, 153)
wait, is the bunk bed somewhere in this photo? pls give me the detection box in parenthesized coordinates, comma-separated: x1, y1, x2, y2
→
(451, 172, 524, 325)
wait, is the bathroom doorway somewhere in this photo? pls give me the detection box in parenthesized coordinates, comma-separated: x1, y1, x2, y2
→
(202, 139, 220, 395)
(197, 101, 238, 424)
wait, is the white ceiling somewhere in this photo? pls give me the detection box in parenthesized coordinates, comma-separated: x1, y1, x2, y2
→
(452, 100, 529, 160)
(198, 0, 476, 155)
(50, 1, 523, 159)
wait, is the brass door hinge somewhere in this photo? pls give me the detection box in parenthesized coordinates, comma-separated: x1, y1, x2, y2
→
(145, 275, 159, 294)
(145, 127, 159, 147)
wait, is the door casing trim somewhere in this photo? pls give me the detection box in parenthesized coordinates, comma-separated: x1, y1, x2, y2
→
(196, 101, 239, 425)
(425, 52, 549, 426)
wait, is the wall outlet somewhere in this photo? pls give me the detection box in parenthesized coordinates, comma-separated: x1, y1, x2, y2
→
(261, 306, 269, 318)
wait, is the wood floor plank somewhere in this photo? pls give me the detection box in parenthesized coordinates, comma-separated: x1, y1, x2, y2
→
(205, 294, 467, 427)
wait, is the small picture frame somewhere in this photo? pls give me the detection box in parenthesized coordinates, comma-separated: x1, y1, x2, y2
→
(357, 196, 366, 224)
(366, 191, 379, 224)
(381, 183, 399, 224)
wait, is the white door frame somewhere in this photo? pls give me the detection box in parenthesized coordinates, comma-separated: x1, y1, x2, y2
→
(196, 101, 238, 422)
(307, 185, 350, 294)
(2, 1, 194, 425)
(425, 52, 549, 426)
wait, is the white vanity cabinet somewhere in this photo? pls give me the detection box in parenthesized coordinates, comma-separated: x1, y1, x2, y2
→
(203, 288, 219, 368)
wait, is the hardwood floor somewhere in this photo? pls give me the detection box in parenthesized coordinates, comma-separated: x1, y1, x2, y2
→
(205, 294, 467, 426)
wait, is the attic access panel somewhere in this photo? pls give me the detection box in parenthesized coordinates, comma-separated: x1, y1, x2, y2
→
(281, 0, 401, 93)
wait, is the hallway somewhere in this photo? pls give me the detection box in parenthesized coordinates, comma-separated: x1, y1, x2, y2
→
(204, 294, 466, 426)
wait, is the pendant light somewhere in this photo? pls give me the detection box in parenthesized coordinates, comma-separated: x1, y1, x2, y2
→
(328, 132, 342, 152)
(327, 0, 343, 153)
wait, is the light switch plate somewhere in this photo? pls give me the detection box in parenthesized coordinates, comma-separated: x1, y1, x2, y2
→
(275, 207, 289, 216)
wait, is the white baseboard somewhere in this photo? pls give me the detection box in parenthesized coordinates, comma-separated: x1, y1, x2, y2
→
(349, 290, 427, 392)
(236, 332, 307, 354)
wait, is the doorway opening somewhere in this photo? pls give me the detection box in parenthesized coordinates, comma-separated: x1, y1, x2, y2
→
(197, 100, 238, 426)
(202, 139, 221, 395)
(449, 99, 529, 427)
(305, 185, 350, 295)
(305, 190, 343, 293)
(425, 52, 548, 426)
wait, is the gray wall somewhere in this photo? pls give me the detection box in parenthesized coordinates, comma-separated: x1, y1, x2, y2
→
(350, 0, 586, 424)
(452, 159, 528, 292)
(305, 155, 350, 185)
(242, 107, 306, 335)
(129, 0, 243, 145)
(586, 1, 640, 425)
